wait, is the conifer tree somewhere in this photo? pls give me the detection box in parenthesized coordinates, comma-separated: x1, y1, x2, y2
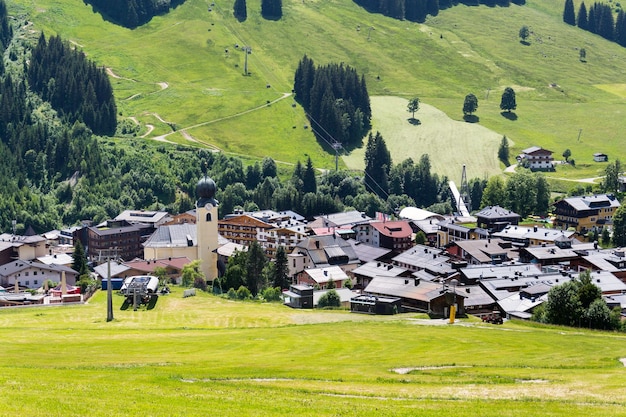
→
(234, 0, 247, 21)
(563, 0, 576, 25)
(577, 2, 588, 30)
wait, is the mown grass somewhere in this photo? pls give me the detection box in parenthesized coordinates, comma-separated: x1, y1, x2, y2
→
(1, 289, 625, 416)
(10, 0, 626, 179)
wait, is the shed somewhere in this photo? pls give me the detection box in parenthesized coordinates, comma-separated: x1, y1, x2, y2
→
(593, 153, 608, 162)
(350, 294, 401, 315)
(283, 284, 314, 309)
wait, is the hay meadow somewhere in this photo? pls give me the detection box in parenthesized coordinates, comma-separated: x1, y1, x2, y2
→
(0, 289, 625, 416)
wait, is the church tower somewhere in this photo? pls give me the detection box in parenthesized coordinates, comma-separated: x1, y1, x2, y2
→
(195, 174, 219, 281)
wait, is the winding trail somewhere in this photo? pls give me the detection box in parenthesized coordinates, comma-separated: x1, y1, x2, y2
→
(152, 92, 292, 144)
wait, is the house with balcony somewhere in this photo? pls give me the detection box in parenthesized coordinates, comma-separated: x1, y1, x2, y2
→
(552, 194, 620, 234)
(518, 146, 554, 171)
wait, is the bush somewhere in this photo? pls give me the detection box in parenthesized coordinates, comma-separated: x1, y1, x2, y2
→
(226, 288, 237, 299)
(318, 289, 341, 308)
(193, 277, 207, 291)
(236, 285, 252, 300)
(261, 286, 282, 302)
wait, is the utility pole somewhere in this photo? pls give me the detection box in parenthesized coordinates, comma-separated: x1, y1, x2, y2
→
(99, 247, 118, 322)
(577, 128, 583, 142)
(332, 142, 343, 171)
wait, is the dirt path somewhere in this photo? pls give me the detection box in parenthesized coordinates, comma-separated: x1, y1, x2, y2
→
(141, 124, 154, 138)
(151, 92, 292, 144)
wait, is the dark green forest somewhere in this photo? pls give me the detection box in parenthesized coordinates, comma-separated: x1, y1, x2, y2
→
(294, 55, 372, 148)
(83, 0, 186, 28)
(564, 1, 626, 48)
(353, 0, 525, 23)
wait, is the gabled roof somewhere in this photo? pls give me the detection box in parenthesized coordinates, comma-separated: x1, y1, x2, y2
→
(475, 206, 521, 220)
(124, 257, 192, 273)
(143, 223, 197, 248)
(460, 263, 543, 281)
(294, 235, 359, 268)
(302, 266, 348, 284)
(521, 146, 553, 155)
(36, 253, 74, 265)
(346, 239, 392, 263)
(352, 261, 409, 279)
(218, 214, 274, 229)
(94, 261, 131, 279)
(370, 221, 412, 238)
(0, 260, 77, 278)
(0, 233, 46, 245)
(309, 210, 372, 228)
(555, 194, 620, 211)
(364, 276, 466, 302)
(392, 245, 454, 276)
(451, 239, 516, 263)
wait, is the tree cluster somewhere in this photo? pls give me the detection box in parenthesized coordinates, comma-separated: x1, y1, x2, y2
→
(84, 0, 185, 28)
(27, 34, 117, 136)
(294, 55, 371, 148)
(261, 0, 282, 19)
(218, 241, 288, 297)
(565, 1, 626, 48)
(353, 0, 525, 23)
(480, 171, 550, 217)
(534, 270, 623, 331)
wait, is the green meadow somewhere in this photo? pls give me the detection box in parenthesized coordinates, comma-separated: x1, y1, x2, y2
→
(1, 289, 625, 416)
(8, 0, 626, 181)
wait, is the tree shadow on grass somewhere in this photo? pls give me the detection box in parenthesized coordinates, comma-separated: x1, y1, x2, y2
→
(408, 118, 421, 125)
(500, 111, 518, 121)
(463, 114, 479, 123)
(520, 40, 530, 46)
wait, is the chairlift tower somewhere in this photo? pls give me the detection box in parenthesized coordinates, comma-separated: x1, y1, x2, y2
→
(242, 46, 252, 76)
(460, 164, 471, 213)
(331, 142, 343, 171)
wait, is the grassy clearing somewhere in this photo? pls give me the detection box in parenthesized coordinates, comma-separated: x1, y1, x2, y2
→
(8, 0, 626, 177)
(0, 289, 625, 416)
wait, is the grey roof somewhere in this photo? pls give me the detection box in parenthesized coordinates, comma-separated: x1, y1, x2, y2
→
(114, 210, 170, 224)
(303, 266, 348, 284)
(94, 261, 131, 279)
(461, 264, 543, 281)
(522, 245, 579, 260)
(476, 205, 521, 220)
(493, 225, 575, 242)
(0, 260, 77, 278)
(312, 210, 372, 228)
(352, 261, 409, 279)
(295, 236, 360, 268)
(364, 276, 466, 302)
(143, 223, 197, 248)
(460, 285, 497, 308)
(0, 233, 46, 244)
(452, 239, 517, 263)
(346, 239, 391, 263)
(392, 245, 455, 276)
(90, 223, 150, 237)
(560, 194, 620, 211)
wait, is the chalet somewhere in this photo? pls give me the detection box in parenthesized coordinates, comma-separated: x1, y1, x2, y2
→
(446, 238, 517, 265)
(492, 225, 576, 247)
(363, 276, 466, 317)
(518, 146, 554, 171)
(475, 206, 521, 232)
(0, 233, 47, 262)
(0, 260, 78, 289)
(354, 220, 413, 253)
(163, 210, 197, 225)
(552, 194, 620, 234)
(288, 235, 360, 278)
(296, 265, 350, 289)
(392, 245, 456, 279)
(436, 219, 487, 247)
(351, 261, 412, 289)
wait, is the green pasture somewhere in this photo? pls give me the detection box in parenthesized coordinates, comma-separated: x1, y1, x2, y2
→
(8, 0, 626, 177)
(1, 289, 626, 416)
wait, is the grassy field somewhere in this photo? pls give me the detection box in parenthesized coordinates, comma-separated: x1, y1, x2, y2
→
(1, 288, 626, 416)
(8, 0, 626, 180)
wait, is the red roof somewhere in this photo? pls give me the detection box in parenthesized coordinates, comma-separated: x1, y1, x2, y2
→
(370, 221, 412, 238)
(124, 257, 191, 273)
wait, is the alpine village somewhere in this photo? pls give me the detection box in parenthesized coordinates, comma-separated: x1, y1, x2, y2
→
(1, 0, 626, 416)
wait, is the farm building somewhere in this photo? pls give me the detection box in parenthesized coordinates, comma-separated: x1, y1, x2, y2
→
(593, 153, 608, 162)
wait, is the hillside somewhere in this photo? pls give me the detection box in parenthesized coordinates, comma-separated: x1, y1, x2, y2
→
(1, 289, 625, 416)
(8, 0, 626, 182)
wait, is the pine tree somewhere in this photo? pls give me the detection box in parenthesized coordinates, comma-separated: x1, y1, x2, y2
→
(72, 240, 90, 277)
(234, 0, 247, 21)
(272, 246, 290, 289)
(364, 131, 391, 197)
(303, 156, 317, 194)
(563, 0, 576, 25)
(577, 2, 588, 30)
(500, 87, 517, 112)
(616, 10, 626, 47)
(498, 136, 510, 165)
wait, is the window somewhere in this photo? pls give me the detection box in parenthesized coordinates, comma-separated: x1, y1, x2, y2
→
(206, 213, 212, 222)
(25, 272, 29, 276)
(34, 280, 38, 285)
(25, 280, 29, 285)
